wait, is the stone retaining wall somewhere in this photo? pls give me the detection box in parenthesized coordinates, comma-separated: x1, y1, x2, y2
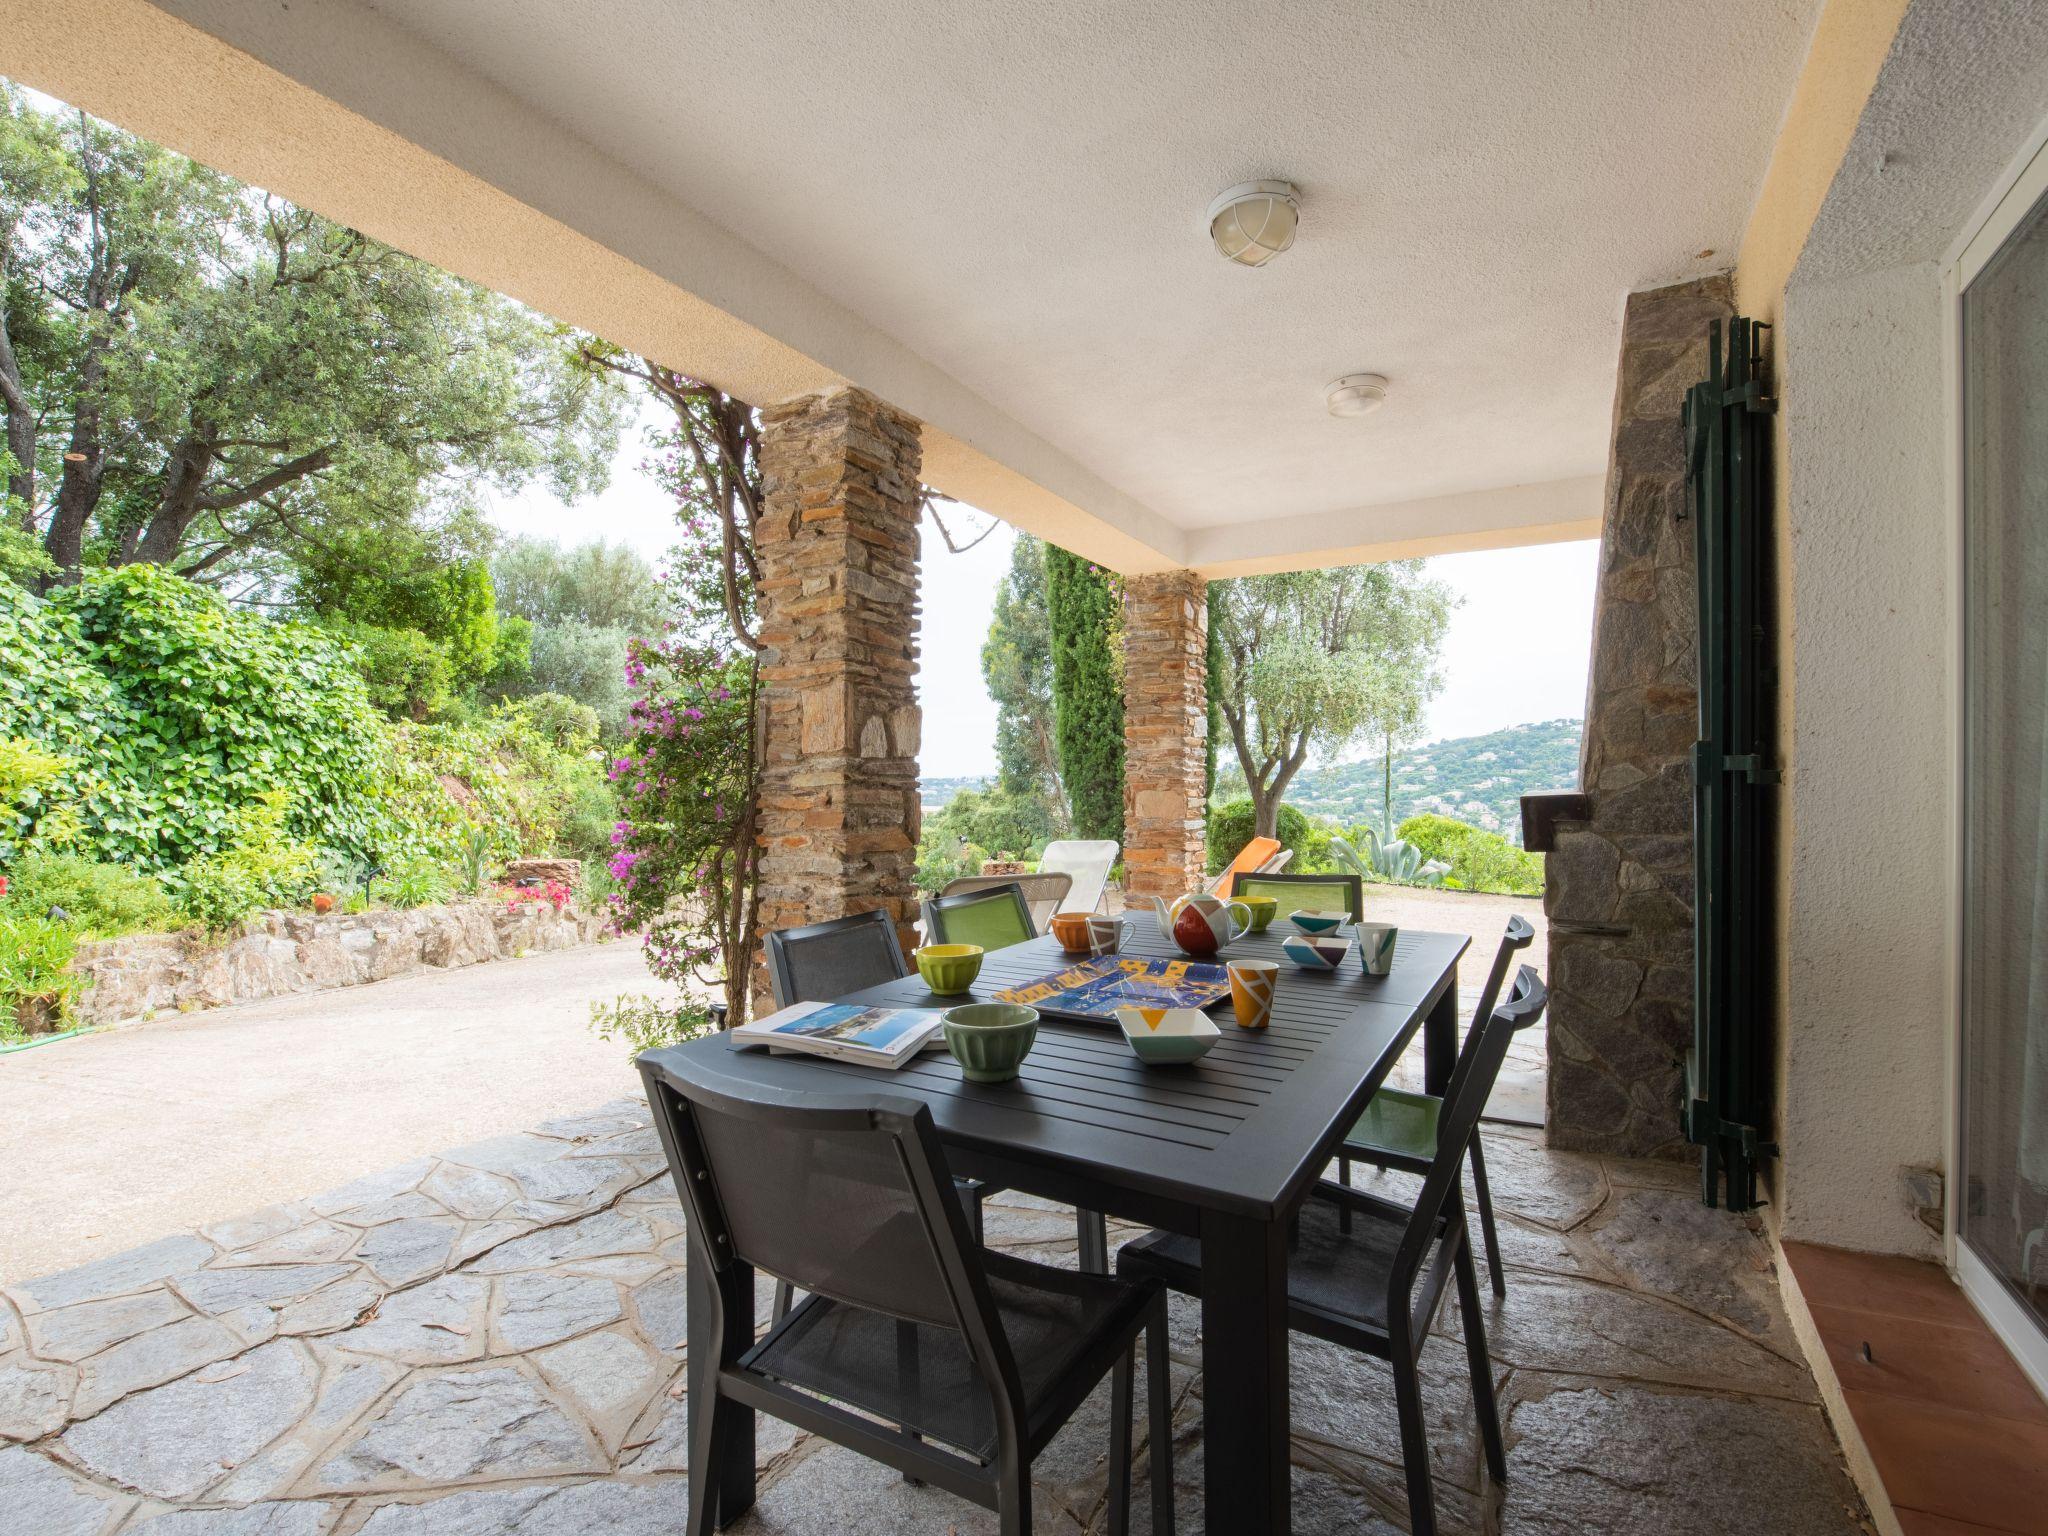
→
(69, 900, 607, 1028)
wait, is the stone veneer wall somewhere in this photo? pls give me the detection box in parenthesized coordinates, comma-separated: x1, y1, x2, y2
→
(1121, 571, 1209, 902)
(1545, 273, 1733, 1158)
(751, 387, 922, 1006)
(71, 899, 604, 1027)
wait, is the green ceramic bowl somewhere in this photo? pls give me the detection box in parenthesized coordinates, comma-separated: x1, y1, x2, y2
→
(915, 943, 984, 995)
(1240, 895, 1279, 934)
(942, 1003, 1039, 1084)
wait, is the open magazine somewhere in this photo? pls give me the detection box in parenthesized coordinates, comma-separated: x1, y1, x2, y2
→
(731, 1000, 946, 1069)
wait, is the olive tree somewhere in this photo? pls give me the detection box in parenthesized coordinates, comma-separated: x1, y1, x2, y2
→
(1209, 563, 1455, 839)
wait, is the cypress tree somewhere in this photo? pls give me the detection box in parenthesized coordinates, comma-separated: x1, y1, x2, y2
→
(1043, 545, 1125, 844)
(1205, 582, 1224, 805)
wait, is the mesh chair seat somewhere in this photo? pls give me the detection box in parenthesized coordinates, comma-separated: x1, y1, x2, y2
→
(1344, 1087, 1442, 1168)
(1118, 1188, 1442, 1343)
(768, 913, 909, 1009)
(927, 888, 1035, 952)
(745, 1246, 1150, 1460)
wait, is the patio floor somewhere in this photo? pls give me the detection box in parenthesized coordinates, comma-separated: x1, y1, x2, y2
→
(0, 1100, 1869, 1536)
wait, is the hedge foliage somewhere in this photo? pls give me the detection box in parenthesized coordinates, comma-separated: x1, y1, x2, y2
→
(1205, 797, 1317, 876)
(1396, 813, 1545, 896)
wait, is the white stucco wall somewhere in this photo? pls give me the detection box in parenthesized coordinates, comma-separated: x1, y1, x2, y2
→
(1775, 260, 1948, 1256)
(1762, 0, 2048, 1257)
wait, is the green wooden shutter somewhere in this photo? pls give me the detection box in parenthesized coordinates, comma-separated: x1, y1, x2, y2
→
(1682, 317, 1780, 1212)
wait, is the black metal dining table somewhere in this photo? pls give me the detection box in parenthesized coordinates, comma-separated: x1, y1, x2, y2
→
(640, 917, 1468, 1536)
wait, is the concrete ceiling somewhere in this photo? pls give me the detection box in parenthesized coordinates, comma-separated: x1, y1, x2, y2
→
(2, 0, 1824, 572)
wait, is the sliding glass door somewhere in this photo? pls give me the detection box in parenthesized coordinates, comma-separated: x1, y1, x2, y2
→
(1960, 163, 2048, 1371)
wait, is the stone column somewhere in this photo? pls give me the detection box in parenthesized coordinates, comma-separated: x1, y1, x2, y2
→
(1121, 570, 1209, 903)
(1544, 273, 1733, 1158)
(751, 386, 922, 1008)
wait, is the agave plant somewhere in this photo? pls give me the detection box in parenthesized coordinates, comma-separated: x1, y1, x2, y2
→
(1328, 831, 1447, 888)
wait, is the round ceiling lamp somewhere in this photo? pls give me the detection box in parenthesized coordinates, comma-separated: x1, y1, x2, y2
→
(1326, 374, 1389, 418)
(1207, 180, 1300, 267)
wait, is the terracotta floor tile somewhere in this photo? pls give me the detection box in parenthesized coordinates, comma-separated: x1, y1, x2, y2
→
(1808, 1301, 2048, 1424)
(1844, 1389, 2048, 1535)
(1896, 1510, 2033, 1536)
(1782, 1240, 1982, 1329)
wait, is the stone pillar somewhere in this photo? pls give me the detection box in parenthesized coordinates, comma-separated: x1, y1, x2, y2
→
(751, 386, 922, 1008)
(1544, 273, 1733, 1158)
(1121, 570, 1209, 903)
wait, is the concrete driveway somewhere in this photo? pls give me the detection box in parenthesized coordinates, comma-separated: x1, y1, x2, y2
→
(0, 941, 674, 1283)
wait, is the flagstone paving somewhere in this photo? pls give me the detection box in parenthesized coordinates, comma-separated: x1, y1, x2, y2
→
(0, 1102, 1872, 1535)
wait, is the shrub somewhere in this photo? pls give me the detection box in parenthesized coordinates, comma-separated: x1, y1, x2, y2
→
(588, 991, 713, 1061)
(1205, 798, 1315, 875)
(0, 736, 73, 857)
(497, 621, 636, 740)
(331, 621, 454, 720)
(1, 853, 174, 937)
(371, 852, 454, 910)
(177, 859, 264, 935)
(502, 692, 600, 752)
(179, 789, 321, 931)
(915, 831, 989, 896)
(925, 786, 1058, 863)
(1397, 813, 1545, 896)
(0, 913, 81, 1041)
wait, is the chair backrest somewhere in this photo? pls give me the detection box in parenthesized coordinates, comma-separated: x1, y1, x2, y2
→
(765, 909, 910, 1010)
(938, 872, 1073, 933)
(923, 882, 1036, 951)
(641, 1053, 1024, 1399)
(1209, 836, 1282, 898)
(1235, 871, 1364, 922)
(1036, 839, 1120, 913)
(1392, 964, 1549, 1291)
(1436, 914, 1538, 1119)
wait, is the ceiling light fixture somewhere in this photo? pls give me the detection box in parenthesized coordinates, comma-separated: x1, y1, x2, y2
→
(1326, 374, 1389, 418)
(1207, 180, 1300, 267)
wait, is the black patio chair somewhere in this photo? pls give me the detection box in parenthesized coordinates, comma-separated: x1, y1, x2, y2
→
(1335, 915, 1537, 1295)
(908, 890, 1115, 1275)
(1116, 965, 1547, 1536)
(764, 910, 986, 1321)
(1233, 869, 1365, 923)
(765, 908, 916, 1014)
(643, 1053, 1175, 1536)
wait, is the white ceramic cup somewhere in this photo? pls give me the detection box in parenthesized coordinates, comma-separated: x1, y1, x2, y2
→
(1357, 922, 1399, 977)
(1085, 915, 1131, 956)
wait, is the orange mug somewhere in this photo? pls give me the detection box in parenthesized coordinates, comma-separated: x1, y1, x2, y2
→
(1050, 911, 1094, 953)
(1227, 960, 1278, 1030)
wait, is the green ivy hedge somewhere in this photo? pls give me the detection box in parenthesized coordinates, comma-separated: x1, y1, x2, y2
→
(0, 570, 617, 895)
(0, 567, 392, 878)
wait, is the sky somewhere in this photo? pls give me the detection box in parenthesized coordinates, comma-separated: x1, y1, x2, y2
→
(489, 404, 1599, 777)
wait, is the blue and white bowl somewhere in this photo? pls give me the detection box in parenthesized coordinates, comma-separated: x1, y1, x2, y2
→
(1281, 933, 1353, 971)
(1286, 909, 1348, 937)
